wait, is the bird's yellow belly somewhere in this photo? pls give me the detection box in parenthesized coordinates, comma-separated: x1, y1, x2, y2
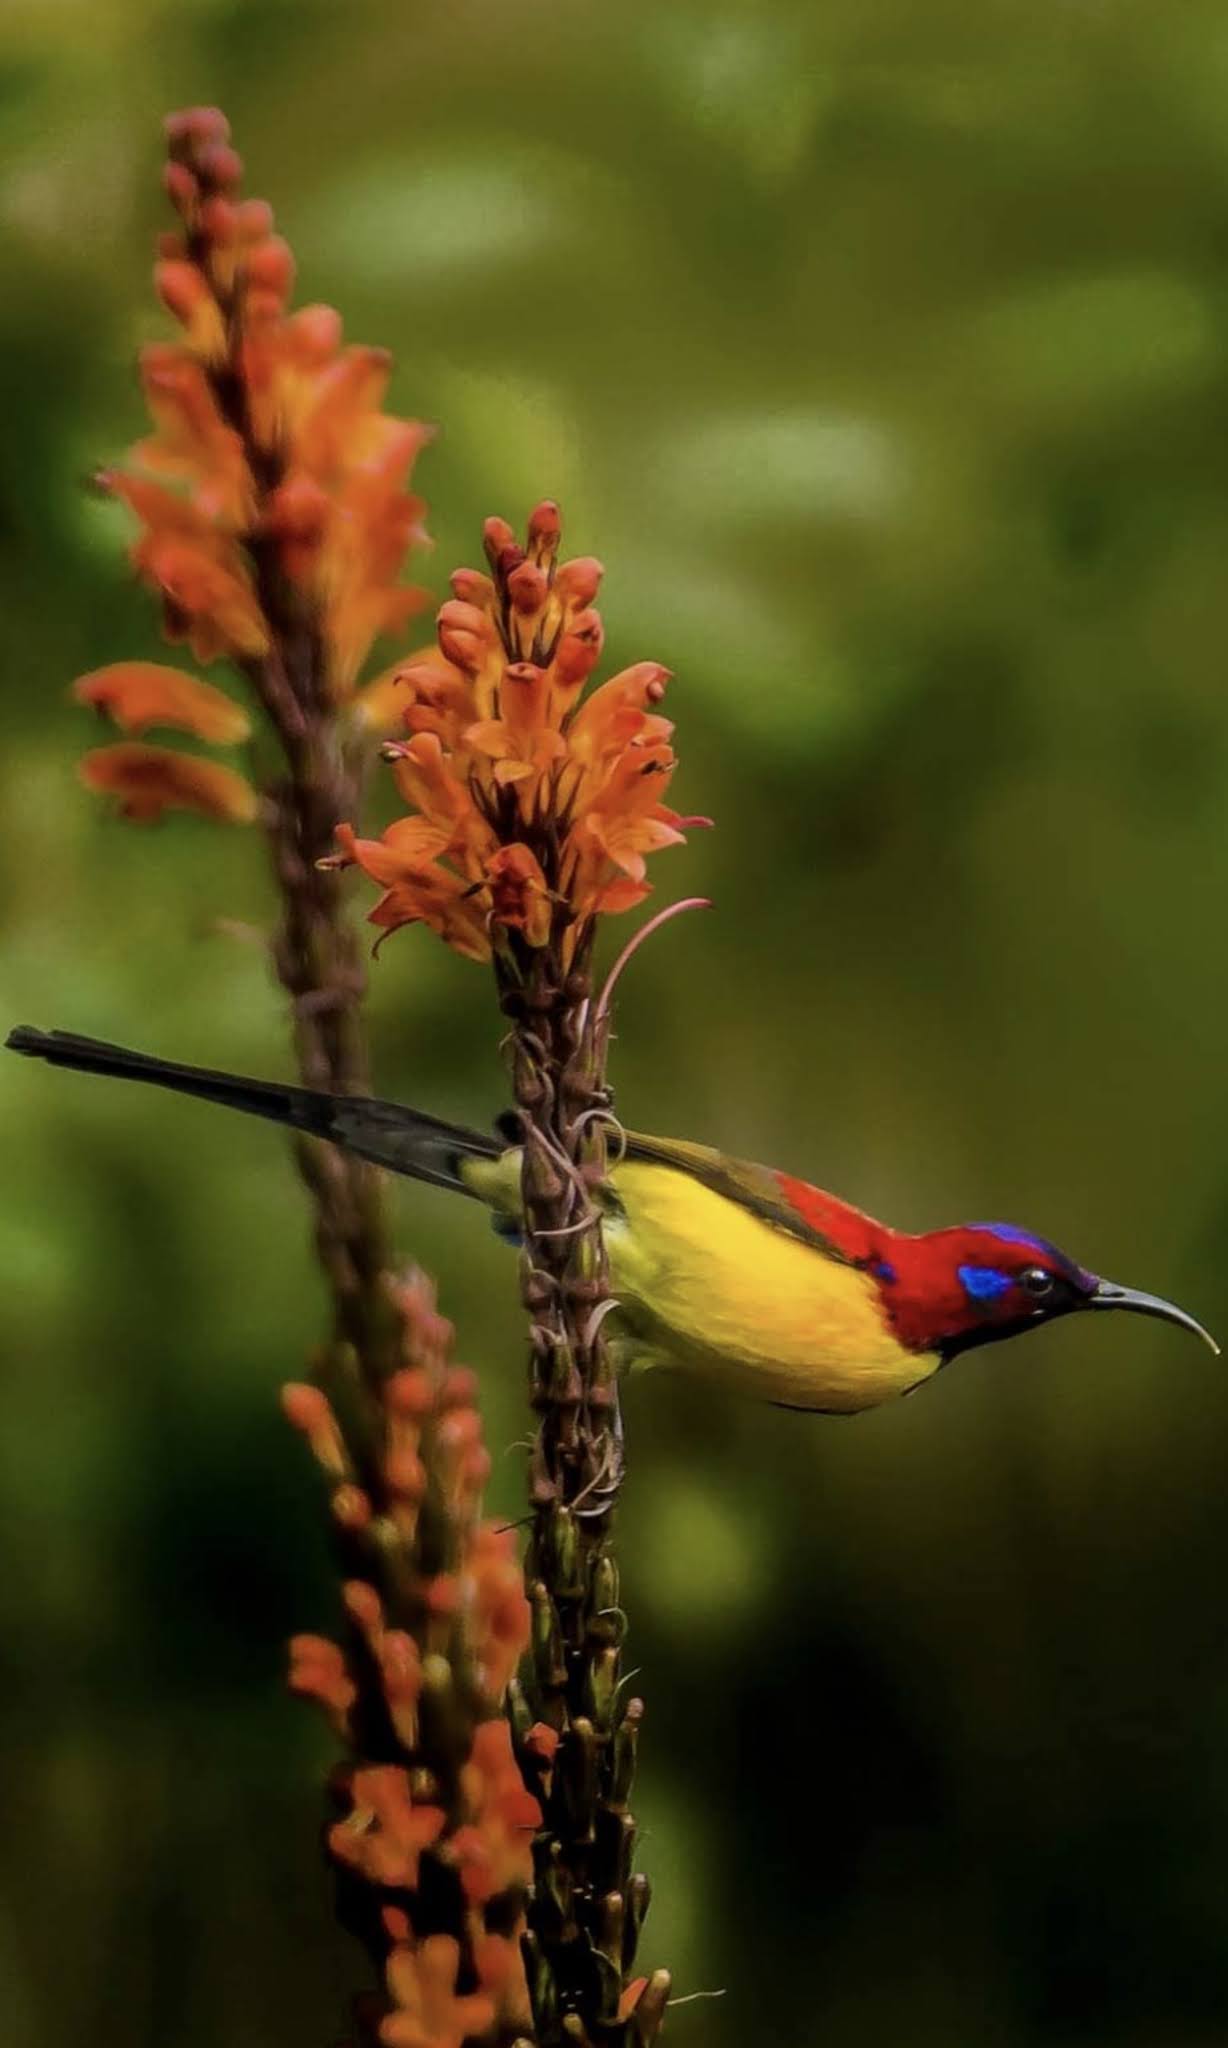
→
(605, 1163, 939, 1414)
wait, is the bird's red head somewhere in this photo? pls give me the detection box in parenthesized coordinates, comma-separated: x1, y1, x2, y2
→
(868, 1220, 1216, 1361)
(772, 1173, 1215, 1363)
(870, 1223, 1095, 1357)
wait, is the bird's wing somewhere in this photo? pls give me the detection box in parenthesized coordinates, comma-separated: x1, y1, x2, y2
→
(621, 1130, 861, 1263)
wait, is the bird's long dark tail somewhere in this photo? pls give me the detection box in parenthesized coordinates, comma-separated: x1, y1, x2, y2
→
(5, 1026, 498, 1193)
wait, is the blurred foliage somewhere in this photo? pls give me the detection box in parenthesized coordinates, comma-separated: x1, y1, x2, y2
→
(6, 2, 1228, 2043)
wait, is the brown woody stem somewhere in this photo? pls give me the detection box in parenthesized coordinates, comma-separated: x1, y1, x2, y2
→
(499, 923, 668, 2048)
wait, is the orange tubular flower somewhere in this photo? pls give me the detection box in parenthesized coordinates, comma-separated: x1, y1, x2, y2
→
(73, 663, 252, 743)
(80, 743, 259, 824)
(337, 501, 693, 964)
(73, 106, 431, 825)
(286, 1273, 537, 2044)
(382, 1934, 496, 2048)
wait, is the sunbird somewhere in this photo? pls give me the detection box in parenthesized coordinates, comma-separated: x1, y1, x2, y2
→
(7, 1024, 1217, 1412)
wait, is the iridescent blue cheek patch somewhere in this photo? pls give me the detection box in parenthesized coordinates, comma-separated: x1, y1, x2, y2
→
(958, 1263, 1013, 1302)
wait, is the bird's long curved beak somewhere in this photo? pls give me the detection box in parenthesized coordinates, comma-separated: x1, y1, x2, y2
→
(1088, 1278, 1219, 1354)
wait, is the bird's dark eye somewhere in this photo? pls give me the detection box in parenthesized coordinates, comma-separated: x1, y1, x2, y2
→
(1021, 1266, 1054, 1299)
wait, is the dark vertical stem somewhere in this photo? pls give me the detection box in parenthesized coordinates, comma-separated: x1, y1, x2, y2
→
(211, 338, 396, 1381)
(499, 923, 669, 2047)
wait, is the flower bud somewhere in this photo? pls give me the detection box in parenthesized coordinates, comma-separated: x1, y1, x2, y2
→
(198, 141, 243, 191)
(384, 1366, 434, 1417)
(437, 598, 491, 674)
(482, 515, 517, 567)
(384, 1446, 426, 1500)
(236, 197, 274, 241)
(449, 567, 494, 607)
(162, 160, 199, 217)
(244, 234, 295, 299)
(527, 498, 561, 558)
(284, 302, 343, 360)
(554, 608, 604, 686)
(281, 1382, 347, 1475)
(164, 106, 230, 149)
(439, 1365, 479, 1409)
(342, 1579, 384, 1635)
(507, 560, 548, 614)
(623, 1872, 651, 1972)
(531, 1580, 566, 1691)
(553, 555, 604, 607)
(198, 194, 239, 243)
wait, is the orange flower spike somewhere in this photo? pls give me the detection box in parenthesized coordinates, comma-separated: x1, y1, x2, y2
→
(80, 744, 259, 825)
(74, 663, 251, 745)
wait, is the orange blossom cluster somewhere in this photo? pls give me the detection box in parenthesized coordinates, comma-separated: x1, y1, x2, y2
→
(284, 1273, 544, 2047)
(333, 501, 701, 965)
(74, 105, 431, 825)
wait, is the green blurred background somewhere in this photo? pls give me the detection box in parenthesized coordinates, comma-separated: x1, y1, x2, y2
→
(6, 1, 1228, 2042)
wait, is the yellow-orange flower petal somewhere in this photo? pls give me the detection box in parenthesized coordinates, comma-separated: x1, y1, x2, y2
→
(133, 343, 253, 527)
(102, 470, 270, 662)
(567, 662, 672, 767)
(80, 743, 259, 824)
(73, 663, 251, 744)
(389, 733, 495, 875)
(334, 821, 491, 961)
